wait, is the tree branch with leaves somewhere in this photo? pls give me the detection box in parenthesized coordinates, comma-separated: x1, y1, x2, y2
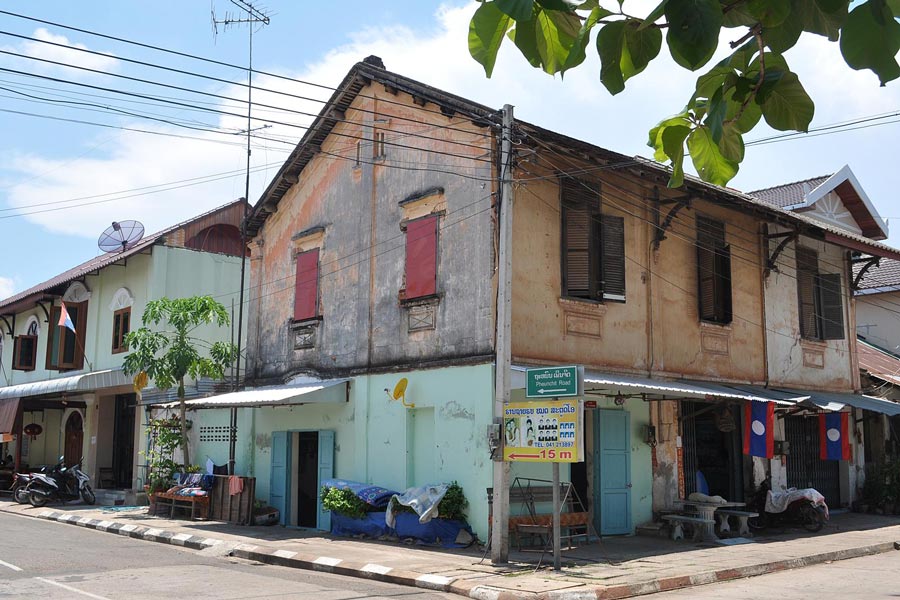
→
(469, 0, 900, 187)
(122, 296, 238, 468)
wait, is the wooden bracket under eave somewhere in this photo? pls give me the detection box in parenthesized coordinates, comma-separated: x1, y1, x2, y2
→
(652, 192, 692, 251)
(851, 255, 880, 290)
(763, 230, 799, 278)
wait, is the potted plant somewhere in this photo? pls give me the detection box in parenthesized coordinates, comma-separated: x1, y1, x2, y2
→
(321, 485, 390, 537)
(252, 499, 280, 526)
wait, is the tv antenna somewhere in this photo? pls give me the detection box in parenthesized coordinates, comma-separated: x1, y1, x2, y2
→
(98, 220, 145, 253)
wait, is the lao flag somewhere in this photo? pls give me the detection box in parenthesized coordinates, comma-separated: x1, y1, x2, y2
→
(743, 401, 774, 458)
(819, 412, 851, 461)
(58, 301, 76, 333)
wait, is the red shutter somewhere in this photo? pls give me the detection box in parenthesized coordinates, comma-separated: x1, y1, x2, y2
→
(293, 249, 320, 321)
(405, 215, 438, 299)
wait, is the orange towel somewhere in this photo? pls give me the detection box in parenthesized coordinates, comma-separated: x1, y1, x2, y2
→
(228, 475, 243, 496)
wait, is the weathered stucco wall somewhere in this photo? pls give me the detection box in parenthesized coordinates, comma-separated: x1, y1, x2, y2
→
(248, 83, 496, 383)
(856, 291, 900, 351)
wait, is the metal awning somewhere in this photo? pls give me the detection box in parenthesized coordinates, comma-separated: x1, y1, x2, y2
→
(777, 388, 900, 416)
(0, 369, 133, 400)
(151, 379, 349, 409)
(0, 398, 19, 435)
(510, 366, 799, 404)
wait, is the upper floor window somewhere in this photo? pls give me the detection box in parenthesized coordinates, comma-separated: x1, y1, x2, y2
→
(560, 178, 625, 302)
(12, 319, 38, 371)
(47, 301, 87, 371)
(796, 246, 844, 340)
(696, 216, 732, 324)
(112, 307, 131, 354)
(404, 214, 439, 300)
(293, 248, 320, 322)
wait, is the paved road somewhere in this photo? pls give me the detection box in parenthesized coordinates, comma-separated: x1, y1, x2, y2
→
(647, 550, 900, 599)
(0, 512, 456, 599)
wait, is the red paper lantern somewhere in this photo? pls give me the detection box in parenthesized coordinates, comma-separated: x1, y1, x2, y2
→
(23, 423, 43, 440)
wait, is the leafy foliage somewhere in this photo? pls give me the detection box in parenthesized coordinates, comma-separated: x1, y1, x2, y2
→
(144, 416, 184, 493)
(468, 0, 900, 187)
(437, 481, 469, 522)
(321, 486, 371, 519)
(122, 296, 238, 467)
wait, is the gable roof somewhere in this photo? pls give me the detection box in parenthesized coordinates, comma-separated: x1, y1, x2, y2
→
(0, 199, 247, 315)
(246, 58, 900, 264)
(750, 166, 888, 240)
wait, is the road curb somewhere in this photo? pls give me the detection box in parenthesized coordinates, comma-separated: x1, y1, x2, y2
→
(11, 507, 900, 600)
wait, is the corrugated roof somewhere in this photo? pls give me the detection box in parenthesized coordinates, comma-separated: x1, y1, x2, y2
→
(748, 176, 831, 207)
(151, 379, 348, 409)
(0, 199, 246, 313)
(0, 368, 132, 400)
(858, 339, 900, 386)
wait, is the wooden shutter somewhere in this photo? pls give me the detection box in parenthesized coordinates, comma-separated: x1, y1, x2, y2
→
(796, 247, 819, 339)
(601, 215, 626, 300)
(696, 217, 730, 323)
(715, 245, 733, 323)
(112, 308, 131, 353)
(293, 248, 320, 321)
(13, 335, 36, 371)
(561, 178, 600, 300)
(405, 215, 438, 299)
(817, 273, 845, 340)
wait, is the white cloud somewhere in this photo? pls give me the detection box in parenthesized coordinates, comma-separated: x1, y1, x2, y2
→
(0, 276, 15, 298)
(4, 3, 900, 245)
(1, 27, 119, 76)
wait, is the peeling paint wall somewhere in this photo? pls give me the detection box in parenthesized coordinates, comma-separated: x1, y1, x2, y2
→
(248, 83, 496, 383)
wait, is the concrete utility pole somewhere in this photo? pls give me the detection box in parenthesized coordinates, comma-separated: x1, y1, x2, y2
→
(491, 104, 514, 563)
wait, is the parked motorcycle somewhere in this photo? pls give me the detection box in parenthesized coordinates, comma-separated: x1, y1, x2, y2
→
(12, 472, 37, 504)
(27, 457, 95, 507)
(747, 479, 828, 532)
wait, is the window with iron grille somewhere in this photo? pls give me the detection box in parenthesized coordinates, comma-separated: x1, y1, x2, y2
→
(560, 177, 625, 301)
(696, 216, 732, 324)
(796, 246, 844, 340)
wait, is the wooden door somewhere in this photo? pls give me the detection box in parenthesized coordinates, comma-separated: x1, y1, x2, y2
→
(594, 409, 632, 535)
(64, 412, 83, 467)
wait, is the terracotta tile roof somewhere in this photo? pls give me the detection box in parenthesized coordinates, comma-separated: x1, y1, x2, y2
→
(0, 199, 246, 313)
(854, 258, 900, 291)
(858, 339, 900, 387)
(748, 175, 831, 208)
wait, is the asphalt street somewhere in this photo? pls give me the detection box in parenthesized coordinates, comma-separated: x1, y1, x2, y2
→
(646, 550, 900, 599)
(0, 512, 456, 599)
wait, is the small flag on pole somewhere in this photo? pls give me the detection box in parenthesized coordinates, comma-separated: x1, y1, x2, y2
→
(743, 400, 774, 459)
(819, 412, 851, 461)
(58, 301, 76, 333)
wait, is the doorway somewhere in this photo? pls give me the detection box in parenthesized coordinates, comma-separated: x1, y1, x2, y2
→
(593, 409, 632, 535)
(682, 401, 743, 500)
(269, 430, 334, 529)
(64, 411, 83, 467)
(784, 415, 841, 507)
(111, 394, 135, 488)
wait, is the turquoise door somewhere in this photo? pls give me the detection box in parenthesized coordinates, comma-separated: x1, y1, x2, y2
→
(269, 431, 290, 526)
(317, 430, 335, 531)
(594, 409, 632, 535)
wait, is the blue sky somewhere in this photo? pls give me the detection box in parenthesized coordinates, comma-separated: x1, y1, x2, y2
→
(1, 1, 899, 298)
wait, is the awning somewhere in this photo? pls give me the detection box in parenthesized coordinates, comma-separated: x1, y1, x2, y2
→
(777, 389, 900, 416)
(0, 398, 20, 435)
(0, 369, 133, 401)
(510, 366, 799, 404)
(152, 379, 349, 409)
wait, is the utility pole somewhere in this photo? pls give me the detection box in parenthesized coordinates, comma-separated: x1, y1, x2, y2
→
(491, 104, 514, 563)
(213, 0, 269, 475)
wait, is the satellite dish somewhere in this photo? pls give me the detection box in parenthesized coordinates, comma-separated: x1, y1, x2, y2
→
(392, 378, 408, 401)
(98, 220, 144, 253)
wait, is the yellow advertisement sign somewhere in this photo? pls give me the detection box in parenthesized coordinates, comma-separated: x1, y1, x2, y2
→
(502, 399, 583, 462)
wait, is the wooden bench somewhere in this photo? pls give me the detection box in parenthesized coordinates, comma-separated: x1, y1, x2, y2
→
(153, 492, 210, 521)
(488, 482, 591, 551)
(715, 509, 759, 536)
(661, 514, 715, 541)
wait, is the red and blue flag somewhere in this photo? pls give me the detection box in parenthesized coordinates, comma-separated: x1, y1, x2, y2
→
(819, 412, 851, 461)
(58, 301, 76, 333)
(743, 400, 774, 459)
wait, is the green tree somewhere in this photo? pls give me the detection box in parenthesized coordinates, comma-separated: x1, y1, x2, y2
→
(468, 0, 900, 187)
(122, 296, 238, 467)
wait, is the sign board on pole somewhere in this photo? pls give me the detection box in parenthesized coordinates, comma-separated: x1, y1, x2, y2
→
(525, 365, 582, 398)
(502, 399, 583, 462)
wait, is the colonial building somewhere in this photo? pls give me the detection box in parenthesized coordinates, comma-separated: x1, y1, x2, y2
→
(182, 58, 900, 539)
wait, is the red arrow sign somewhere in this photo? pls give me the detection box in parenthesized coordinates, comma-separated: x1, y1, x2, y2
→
(508, 452, 541, 460)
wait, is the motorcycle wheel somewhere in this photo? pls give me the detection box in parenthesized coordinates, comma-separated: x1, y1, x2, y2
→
(81, 485, 96, 505)
(29, 491, 48, 508)
(799, 503, 825, 532)
(14, 486, 30, 504)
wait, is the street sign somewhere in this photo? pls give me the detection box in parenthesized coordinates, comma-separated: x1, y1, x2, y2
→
(502, 399, 583, 462)
(525, 365, 582, 398)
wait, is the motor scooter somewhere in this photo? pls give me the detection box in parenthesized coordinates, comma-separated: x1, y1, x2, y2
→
(27, 456, 95, 507)
(747, 478, 828, 532)
(12, 471, 37, 504)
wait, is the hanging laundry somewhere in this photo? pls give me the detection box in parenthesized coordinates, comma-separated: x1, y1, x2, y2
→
(206, 457, 214, 475)
(229, 475, 244, 496)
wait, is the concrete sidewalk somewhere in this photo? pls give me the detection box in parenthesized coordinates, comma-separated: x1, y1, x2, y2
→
(2, 499, 898, 600)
